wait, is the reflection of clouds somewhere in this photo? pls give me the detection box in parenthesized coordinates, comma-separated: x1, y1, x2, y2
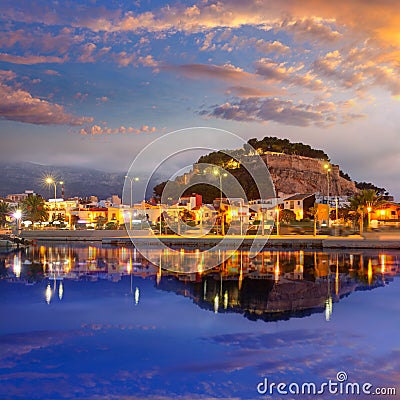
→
(0, 330, 91, 365)
(0, 327, 397, 400)
(1, 247, 398, 400)
(205, 329, 323, 349)
(81, 323, 157, 331)
(196, 329, 400, 393)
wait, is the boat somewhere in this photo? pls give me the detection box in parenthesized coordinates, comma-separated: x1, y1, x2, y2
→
(0, 234, 31, 249)
(0, 238, 18, 249)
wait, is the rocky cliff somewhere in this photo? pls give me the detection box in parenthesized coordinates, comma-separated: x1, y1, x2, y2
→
(262, 152, 358, 196)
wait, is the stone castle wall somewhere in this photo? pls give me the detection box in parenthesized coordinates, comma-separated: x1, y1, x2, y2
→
(262, 152, 358, 196)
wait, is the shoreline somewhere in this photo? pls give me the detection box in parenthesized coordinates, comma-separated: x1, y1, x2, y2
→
(20, 229, 400, 249)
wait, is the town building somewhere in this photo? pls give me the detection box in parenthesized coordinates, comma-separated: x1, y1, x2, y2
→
(283, 194, 316, 221)
(6, 190, 36, 203)
(178, 194, 202, 210)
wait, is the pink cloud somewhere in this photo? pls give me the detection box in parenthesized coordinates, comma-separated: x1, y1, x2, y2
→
(0, 53, 66, 65)
(43, 69, 61, 76)
(80, 124, 156, 135)
(0, 81, 93, 125)
(0, 69, 17, 81)
(165, 63, 253, 82)
(114, 51, 159, 68)
(96, 96, 109, 103)
(73, 92, 89, 102)
(77, 43, 97, 63)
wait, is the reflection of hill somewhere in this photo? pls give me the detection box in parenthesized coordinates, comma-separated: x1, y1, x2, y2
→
(2, 244, 397, 323)
(157, 274, 369, 323)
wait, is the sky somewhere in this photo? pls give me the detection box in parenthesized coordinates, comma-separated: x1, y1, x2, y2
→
(0, 0, 400, 199)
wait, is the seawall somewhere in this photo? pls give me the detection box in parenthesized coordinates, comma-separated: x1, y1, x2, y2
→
(20, 230, 400, 249)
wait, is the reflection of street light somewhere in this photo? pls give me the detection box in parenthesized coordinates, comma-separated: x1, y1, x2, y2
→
(125, 176, 139, 207)
(58, 281, 64, 300)
(214, 294, 219, 313)
(45, 283, 52, 304)
(134, 287, 140, 305)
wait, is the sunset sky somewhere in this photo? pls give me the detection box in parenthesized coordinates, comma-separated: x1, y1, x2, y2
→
(1, 0, 400, 198)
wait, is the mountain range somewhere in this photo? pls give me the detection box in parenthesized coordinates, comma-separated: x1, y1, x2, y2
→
(0, 162, 126, 200)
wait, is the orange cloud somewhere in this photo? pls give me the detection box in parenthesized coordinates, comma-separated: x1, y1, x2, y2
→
(225, 86, 282, 98)
(75, 0, 397, 50)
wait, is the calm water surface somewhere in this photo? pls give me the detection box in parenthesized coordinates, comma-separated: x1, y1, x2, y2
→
(0, 244, 399, 399)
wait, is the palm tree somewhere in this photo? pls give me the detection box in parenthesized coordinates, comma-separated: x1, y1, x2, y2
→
(21, 195, 49, 223)
(0, 201, 11, 227)
(348, 189, 385, 234)
(95, 216, 107, 229)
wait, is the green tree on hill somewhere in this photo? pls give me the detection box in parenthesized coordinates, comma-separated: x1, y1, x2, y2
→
(247, 137, 329, 159)
(355, 181, 387, 196)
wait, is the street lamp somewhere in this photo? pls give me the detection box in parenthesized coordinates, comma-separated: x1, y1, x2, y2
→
(59, 181, 64, 199)
(46, 177, 57, 200)
(159, 203, 163, 235)
(13, 209, 22, 235)
(275, 205, 280, 236)
(213, 168, 228, 235)
(367, 206, 372, 230)
(213, 168, 228, 200)
(126, 211, 132, 230)
(125, 176, 139, 207)
(324, 163, 331, 227)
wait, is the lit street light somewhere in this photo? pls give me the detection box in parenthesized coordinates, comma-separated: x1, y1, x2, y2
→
(13, 209, 22, 235)
(45, 177, 64, 200)
(125, 176, 139, 207)
(213, 168, 228, 235)
(324, 163, 331, 227)
(213, 168, 228, 200)
(46, 177, 57, 200)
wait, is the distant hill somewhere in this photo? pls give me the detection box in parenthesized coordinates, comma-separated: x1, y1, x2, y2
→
(0, 162, 125, 200)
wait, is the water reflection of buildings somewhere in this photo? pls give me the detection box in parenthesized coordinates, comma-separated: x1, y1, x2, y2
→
(1, 245, 399, 321)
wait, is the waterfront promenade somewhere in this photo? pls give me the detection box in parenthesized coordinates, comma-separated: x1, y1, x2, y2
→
(20, 229, 400, 249)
